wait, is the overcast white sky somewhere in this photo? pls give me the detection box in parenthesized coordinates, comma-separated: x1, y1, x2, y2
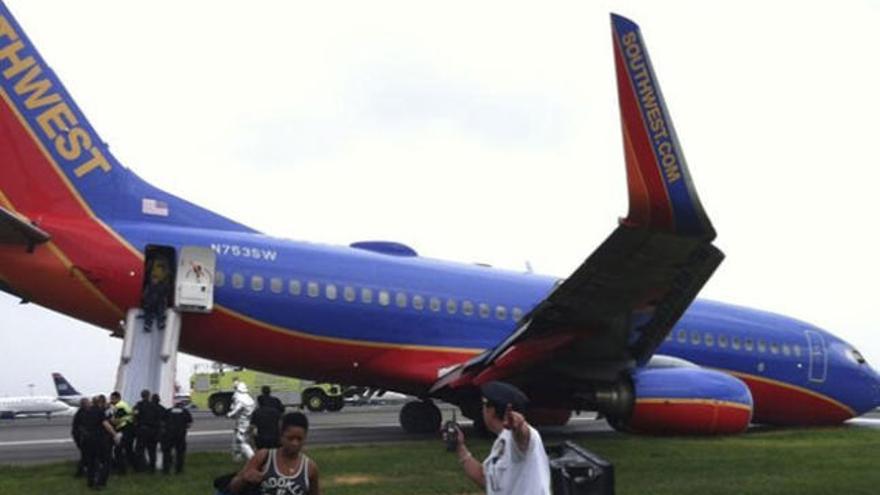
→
(1, 0, 878, 397)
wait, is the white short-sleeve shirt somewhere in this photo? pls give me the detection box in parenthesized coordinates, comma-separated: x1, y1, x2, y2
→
(483, 426, 551, 495)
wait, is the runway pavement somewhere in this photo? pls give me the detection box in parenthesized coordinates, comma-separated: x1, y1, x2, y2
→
(0, 403, 610, 465)
(1, 405, 878, 466)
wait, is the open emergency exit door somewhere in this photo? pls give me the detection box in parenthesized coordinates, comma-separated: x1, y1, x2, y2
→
(175, 246, 216, 313)
(115, 246, 216, 406)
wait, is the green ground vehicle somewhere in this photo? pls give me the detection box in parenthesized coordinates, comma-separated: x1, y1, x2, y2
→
(189, 363, 345, 416)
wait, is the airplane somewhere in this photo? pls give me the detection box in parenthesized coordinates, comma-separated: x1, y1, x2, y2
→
(0, 2, 877, 435)
(0, 392, 75, 419)
(51, 372, 89, 407)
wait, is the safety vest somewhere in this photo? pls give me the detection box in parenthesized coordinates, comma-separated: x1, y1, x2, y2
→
(113, 400, 134, 429)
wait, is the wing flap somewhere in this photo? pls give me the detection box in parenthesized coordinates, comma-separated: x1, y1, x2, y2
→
(0, 206, 49, 247)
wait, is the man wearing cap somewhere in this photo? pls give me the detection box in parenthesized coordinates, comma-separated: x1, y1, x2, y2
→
(453, 381, 551, 494)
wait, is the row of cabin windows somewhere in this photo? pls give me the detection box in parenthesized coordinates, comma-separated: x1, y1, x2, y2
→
(214, 271, 524, 322)
(668, 329, 803, 358)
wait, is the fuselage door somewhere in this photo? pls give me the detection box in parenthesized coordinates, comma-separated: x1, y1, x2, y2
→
(175, 246, 216, 313)
(804, 330, 827, 383)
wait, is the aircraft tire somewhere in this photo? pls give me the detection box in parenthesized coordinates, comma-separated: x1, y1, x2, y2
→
(399, 400, 441, 434)
(325, 396, 344, 412)
(605, 415, 631, 433)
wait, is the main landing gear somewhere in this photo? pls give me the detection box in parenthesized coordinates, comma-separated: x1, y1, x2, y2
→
(399, 400, 441, 434)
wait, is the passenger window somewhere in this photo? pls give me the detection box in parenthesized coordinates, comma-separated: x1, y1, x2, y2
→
(307, 281, 319, 298)
(270, 277, 282, 294)
(378, 290, 390, 306)
(446, 299, 457, 314)
(251, 276, 264, 291)
(495, 306, 508, 320)
(782, 344, 791, 356)
(677, 329, 687, 343)
(396, 292, 407, 308)
(770, 342, 780, 355)
(232, 273, 244, 289)
(215, 271, 225, 287)
(361, 288, 373, 304)
(289, 280, 302, 296)
(757, 339, 767, 353)
(412, 295, 425, 310)
(479, 303, 490, 318)
(512, 307, 524, 322)
(430, 297, 441, 312)
(704, 333, 714, 347)
(793, 344, 802, 358)
(343, 286, 356, 302)
(732, 336, 741, 350)
(690, 331, 701, 345)
(744, 338, 754, 352)
(718, 334, 729, 348)
(462, 301, 474, 316)
(326, 284, 338, 300)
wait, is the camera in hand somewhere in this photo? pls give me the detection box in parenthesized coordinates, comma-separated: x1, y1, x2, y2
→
(442, 411, 460, 452)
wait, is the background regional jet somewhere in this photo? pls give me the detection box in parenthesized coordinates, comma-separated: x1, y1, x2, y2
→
(0, 387, 74, 420)
(0, 2, 877, 434)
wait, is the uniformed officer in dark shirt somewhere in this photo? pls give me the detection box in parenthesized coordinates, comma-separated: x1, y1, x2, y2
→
(134, 389, 163, 473)
(250, 395, 282, 449)
(259, 386, 285, 413)
(71, 397, 91, 478)
(82, 395, 116, 489)
(161, 400, 193, 474)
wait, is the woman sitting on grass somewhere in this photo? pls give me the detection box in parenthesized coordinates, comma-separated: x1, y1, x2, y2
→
(228, 412, 320, 495)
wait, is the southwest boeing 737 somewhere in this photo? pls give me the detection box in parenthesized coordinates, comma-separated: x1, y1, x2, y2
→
(0, 2, 877, 435)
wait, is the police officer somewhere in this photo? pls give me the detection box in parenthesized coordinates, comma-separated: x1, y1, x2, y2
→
(71, 397, 91, 478)
(259, 385, 284, 413)
(133, 389, 162, 472)
(82, 395, 116, 489)
(161, 399, 193, 474)
(250, 395, 282, 450)
(109, 391, 137, 473)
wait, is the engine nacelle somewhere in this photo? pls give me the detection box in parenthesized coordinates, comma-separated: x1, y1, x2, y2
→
(613, 367, 753, 435)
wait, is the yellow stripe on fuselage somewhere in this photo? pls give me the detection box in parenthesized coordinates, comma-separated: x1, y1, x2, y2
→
(636, 397, 752, 412)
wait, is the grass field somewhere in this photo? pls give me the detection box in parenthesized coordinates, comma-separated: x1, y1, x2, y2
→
(1, 426, 878, 494)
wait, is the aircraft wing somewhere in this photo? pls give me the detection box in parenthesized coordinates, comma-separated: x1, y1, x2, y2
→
(431, 14, 723, 399)
(0, 206, 50, 248)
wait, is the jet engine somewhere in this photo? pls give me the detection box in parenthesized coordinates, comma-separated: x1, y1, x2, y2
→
(607, 367, 753, 435)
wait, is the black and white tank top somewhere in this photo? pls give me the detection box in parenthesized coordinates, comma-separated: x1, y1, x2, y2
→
(260, 449, 310, 495)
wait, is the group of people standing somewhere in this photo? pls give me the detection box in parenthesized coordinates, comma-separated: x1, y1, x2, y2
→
(71, 389, 193, 490)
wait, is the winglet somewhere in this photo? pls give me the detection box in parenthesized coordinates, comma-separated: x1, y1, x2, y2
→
(611, 14, 715, 239)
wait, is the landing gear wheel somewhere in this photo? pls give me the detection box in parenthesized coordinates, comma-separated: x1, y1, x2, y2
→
(606, 415, 631, 433)
(304, 391, 328, 412)
(399, 400, 442, 434)
(326, 396, 344, 412)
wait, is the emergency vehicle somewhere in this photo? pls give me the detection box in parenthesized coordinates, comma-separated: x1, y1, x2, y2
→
(189, 363, 345, 415)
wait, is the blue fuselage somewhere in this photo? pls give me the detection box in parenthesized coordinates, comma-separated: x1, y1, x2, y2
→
(113, 223, 880, 421)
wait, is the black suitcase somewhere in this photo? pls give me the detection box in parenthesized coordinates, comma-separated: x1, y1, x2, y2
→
(546, 441, 615, 495)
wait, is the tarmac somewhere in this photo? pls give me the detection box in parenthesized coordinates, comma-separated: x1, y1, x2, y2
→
(1, 404, 877, 466)
(0, 403, 609, 465)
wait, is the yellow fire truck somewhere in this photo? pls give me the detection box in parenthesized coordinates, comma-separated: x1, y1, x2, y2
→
(189, 363, 346, 415)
